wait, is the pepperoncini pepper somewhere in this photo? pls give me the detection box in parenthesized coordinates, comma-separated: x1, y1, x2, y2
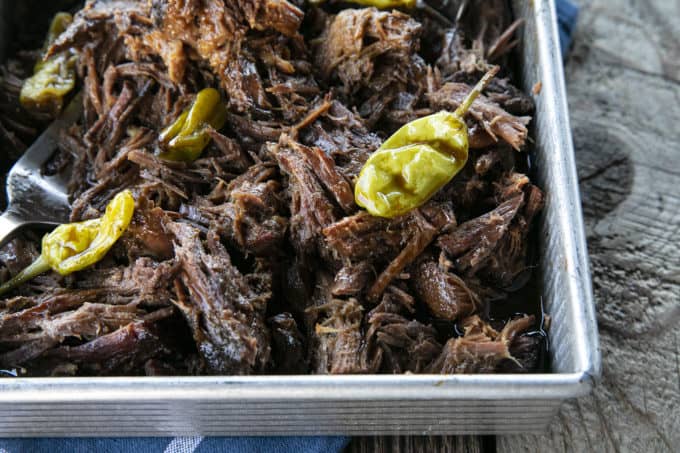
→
(0, 191, 135, 296)
(20, 12, 76, 114)
(354, 66, 499, 218)
(158, 87, 227, 162)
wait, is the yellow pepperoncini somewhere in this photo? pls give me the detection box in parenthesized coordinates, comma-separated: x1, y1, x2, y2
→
(35, 12, 73, 70)
(0, 191, 135, 296)
(20, 12, 76, 114)
(354, 67, 499, 218)
(158, 87, 228, 162)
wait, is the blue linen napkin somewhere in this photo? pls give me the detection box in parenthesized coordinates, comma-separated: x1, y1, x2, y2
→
(0, 436, 350, 453)
(0, 1, 578, 452)
(556, 0, 579, 56)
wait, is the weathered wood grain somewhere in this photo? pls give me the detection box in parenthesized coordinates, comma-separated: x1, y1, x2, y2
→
(498, 0, 680, 451)
(348, 435, 487, 453)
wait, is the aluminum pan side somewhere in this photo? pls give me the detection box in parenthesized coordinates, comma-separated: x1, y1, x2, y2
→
(0, 0, 600, 435)
(512, 0, 601, 381)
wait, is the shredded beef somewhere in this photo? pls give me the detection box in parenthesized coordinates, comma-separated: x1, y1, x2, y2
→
(366, 210, 438, 301)
(411, 260, 482, 322)
(428, 82, 530, 151)
(315, 8, 421, 93)
(189, 163, 288, 257)
(168, 221, 270, 374)
(366, 286, 441, 373)
(426, 314, 535, 374)
(299, 100, 381, 180)
(0, 0, 546, 376)
(438, 195, 525, 274)
(43, 320, 173, 376)
(306, 273, 370, 374)
(331, 261, 374, 297)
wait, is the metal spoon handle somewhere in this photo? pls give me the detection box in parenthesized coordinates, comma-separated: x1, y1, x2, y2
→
(0, 210, 25, 250)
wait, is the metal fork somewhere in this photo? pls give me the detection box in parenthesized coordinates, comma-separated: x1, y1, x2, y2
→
(0, 93, 82, 249)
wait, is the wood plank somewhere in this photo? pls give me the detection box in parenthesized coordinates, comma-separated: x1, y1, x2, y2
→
(348, 435, 487, 453)
(499, 0, 680, 451)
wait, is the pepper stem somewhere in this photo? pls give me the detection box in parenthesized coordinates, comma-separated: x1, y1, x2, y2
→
(0, 255, 51, 296)
(454, 65, 500, 118)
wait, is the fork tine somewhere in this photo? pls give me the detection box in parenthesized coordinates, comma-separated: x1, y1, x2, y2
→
(9, 92, 82, 183)
(0, 92, 83, 247)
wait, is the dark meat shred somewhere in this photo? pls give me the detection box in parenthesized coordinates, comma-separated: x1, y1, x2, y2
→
(315, 8, 420, 93)
(411, 260, 482, 322)
(42, 320, 172, 376)
(168, 222, 271, 374)
(426, 314, 535, 374)
(428, 82, 530, 151)
(0, 0, 546, 376)
(366, 286, 441, 373)
(306, 273, 370, 374)
(437, 195, 525, 274)
(331, 261, 374, 297)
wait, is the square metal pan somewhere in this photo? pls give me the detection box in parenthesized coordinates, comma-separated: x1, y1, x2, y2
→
(0, 0, 600, 436)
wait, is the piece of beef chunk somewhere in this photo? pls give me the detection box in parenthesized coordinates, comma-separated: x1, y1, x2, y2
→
(322, 205, 448, 266)
(307, 298, 368, 374)
(278, 255, 314, 316)
(168, 221, 271, 374)
(411, 260, 482, 321)
(272, 135, 352, 257)
(428, 82, 530, 151)
(248, 34, 320, 123)
(485, 78, 534, 116)
(437, 195, 524, 275)
(299, 100, 381, 181)
(366, 210, 438, 301)
(0, 247, 178, 373)
(0, 298, 141, 367)
(435, 0, 517, 77)
(0, 292, 177, 375)
(306, 273, 370, 374)
(0, 238, 40, 280)
(322, 212, 404, 263)
(314, 8, 422, 97)
(204, 129, 253, 173)
(189, 163, 288, 257)
(473, 146, 515, 178)
(425, 314, 535, 373)
(365, 286, 441, 373)
(499, 332, 546, 373)
(322, 204, 453, 301)
(289, 137, 355, 214)
(240, 0, 305, 37)
(437, 172, 544, 289)
(117, 195, 175, 261)
(436, 27, 483, 78)
(74, 258, 178, 307)
(42, 319, 173, 376)
(47, 1, 152, 64)
(331, 261, 374, 297)
(431, 146, 517, 219)
(480, 176, 544, 288)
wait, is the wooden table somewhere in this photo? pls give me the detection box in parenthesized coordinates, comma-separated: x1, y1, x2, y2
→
(350, 0, 680, 450)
